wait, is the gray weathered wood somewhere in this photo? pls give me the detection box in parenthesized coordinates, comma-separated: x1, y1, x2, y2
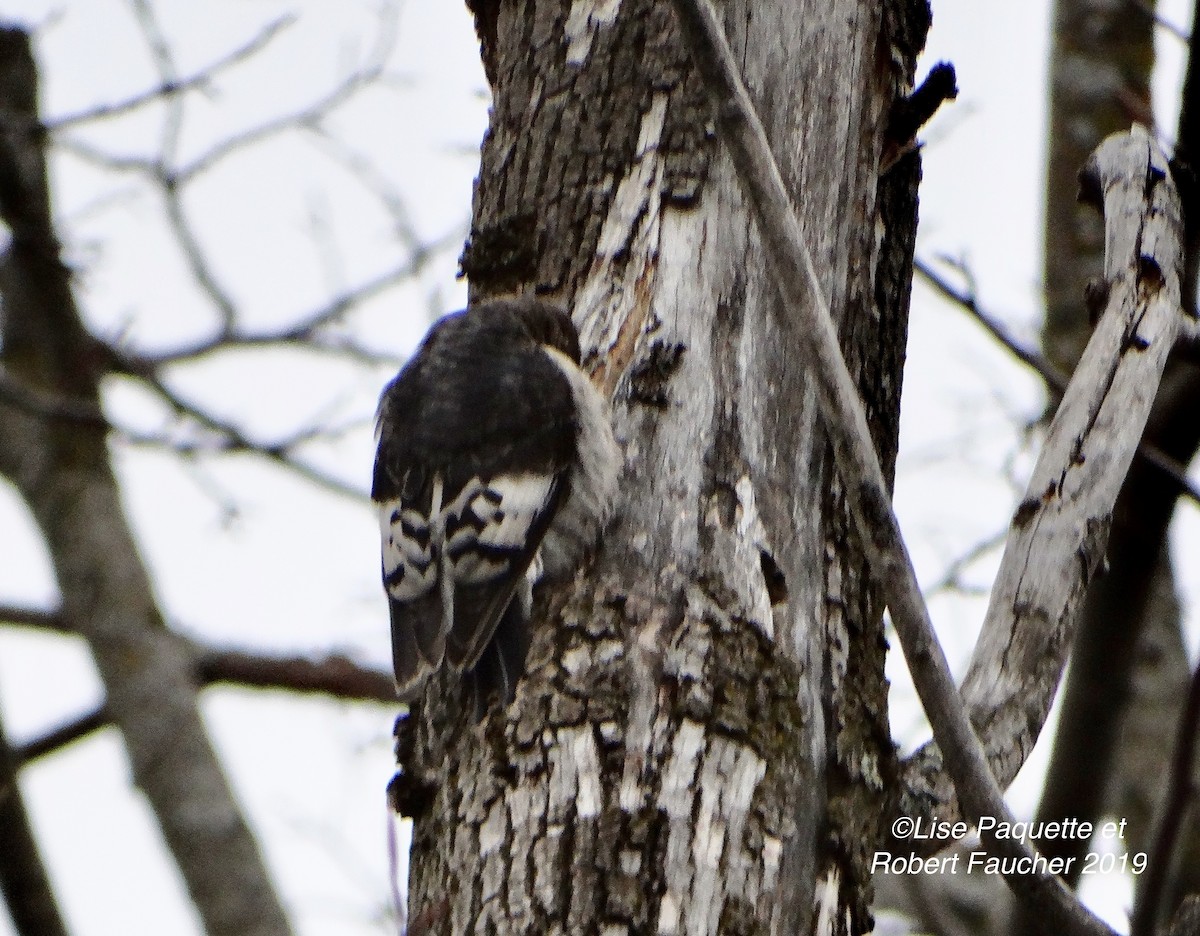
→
(902, 125, 1193, 834)
(401, 0, 923, 932)
(671, 2, 1122, 933)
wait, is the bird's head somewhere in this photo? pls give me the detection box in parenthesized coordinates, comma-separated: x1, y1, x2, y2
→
(486, 296, 582, 365)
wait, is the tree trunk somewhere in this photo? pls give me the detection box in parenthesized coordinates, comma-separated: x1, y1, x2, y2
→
(394, 1, 928, 933)
(0, 27, 294, 936)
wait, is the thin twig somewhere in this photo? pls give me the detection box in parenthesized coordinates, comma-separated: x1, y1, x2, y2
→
(119, 369, 369, 502)
(53, 137, 159, 175)
(1, 363, 368, 502)
(128, 250, 451, 367)
(174, 72, 375, 185)
(160, 175, 239, 332)
(923, 526, 1009, 598)
(14, 707, 108, 763)
(916, 256, 1200, 508)
(169, 0, 402, 185)
(129, 0, 185, 171)
(46, 15, 297, 132)
(307, 127, 423, 251)
(11, 648, 395, 766)
(668, 1, 1116, 933)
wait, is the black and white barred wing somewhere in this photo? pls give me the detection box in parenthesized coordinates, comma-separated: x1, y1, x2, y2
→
(378, 469, 563, 696)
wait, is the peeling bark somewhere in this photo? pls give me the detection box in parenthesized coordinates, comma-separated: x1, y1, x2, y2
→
(398, 1, 927, 933)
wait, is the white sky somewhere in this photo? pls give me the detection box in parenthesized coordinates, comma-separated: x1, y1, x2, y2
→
(0, 0, 1196, 933)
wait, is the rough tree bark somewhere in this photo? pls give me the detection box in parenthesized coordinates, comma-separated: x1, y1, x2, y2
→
(0, 26, 294, 936)
(393, 1, 928, 933)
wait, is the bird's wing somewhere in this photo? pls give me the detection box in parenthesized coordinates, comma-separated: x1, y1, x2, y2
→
(378, 469, 564, 697)
(373, 309, 579, 698)
(440, 472, 563, 669)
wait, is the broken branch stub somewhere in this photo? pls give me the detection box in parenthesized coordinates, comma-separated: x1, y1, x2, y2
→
(900, 125, 1194, 829)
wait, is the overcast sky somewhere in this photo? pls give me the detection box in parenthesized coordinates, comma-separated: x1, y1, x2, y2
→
(0, 1, 1195, 933)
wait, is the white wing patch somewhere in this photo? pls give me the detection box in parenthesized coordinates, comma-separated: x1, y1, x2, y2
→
(379, 499, 437, 601)
(444, 474, 557, 584)
(379, 472, 557, 603)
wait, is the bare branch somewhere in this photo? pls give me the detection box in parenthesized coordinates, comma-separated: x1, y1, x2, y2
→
(178, 76, 375, 185)
(922, 527, 1008, 598)
(54, 3, 406, 341)
(2, 605, 394, 701)
(159, 174, 240, 333)
(903, 124, 1191, 860)
(172, 2, 400, 188)
(917, 257, 1068, 388)
(47, 15, 297, 132)
(13, 706, 106, 764)
(0, 370, 109, 428)
(669, 1, 1155, 933)
(916, 257, 1200, 507)
(0, 24, 296, 930)
(53, 136, 160, 175)
(0, 705, 70, 936)
(194, 648, 394, 701)
(12, 648, 395, 766)
(112, 368, 369, 502)
(306, 128, 423, 251)
(127, 250, 451, 367)
(0, 604, 70, 634)
(130, 0, 242, 337)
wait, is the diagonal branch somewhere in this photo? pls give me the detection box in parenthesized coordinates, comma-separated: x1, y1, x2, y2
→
(902, 127, 1192, 829)
(0, 699, 70, 936)
(670, 1, 1186, 933)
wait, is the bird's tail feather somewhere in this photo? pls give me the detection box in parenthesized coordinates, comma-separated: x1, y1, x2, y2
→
(390, 591, 445, 699)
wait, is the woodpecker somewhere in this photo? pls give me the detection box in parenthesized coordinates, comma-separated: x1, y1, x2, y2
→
(373, 297, 620, 706)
